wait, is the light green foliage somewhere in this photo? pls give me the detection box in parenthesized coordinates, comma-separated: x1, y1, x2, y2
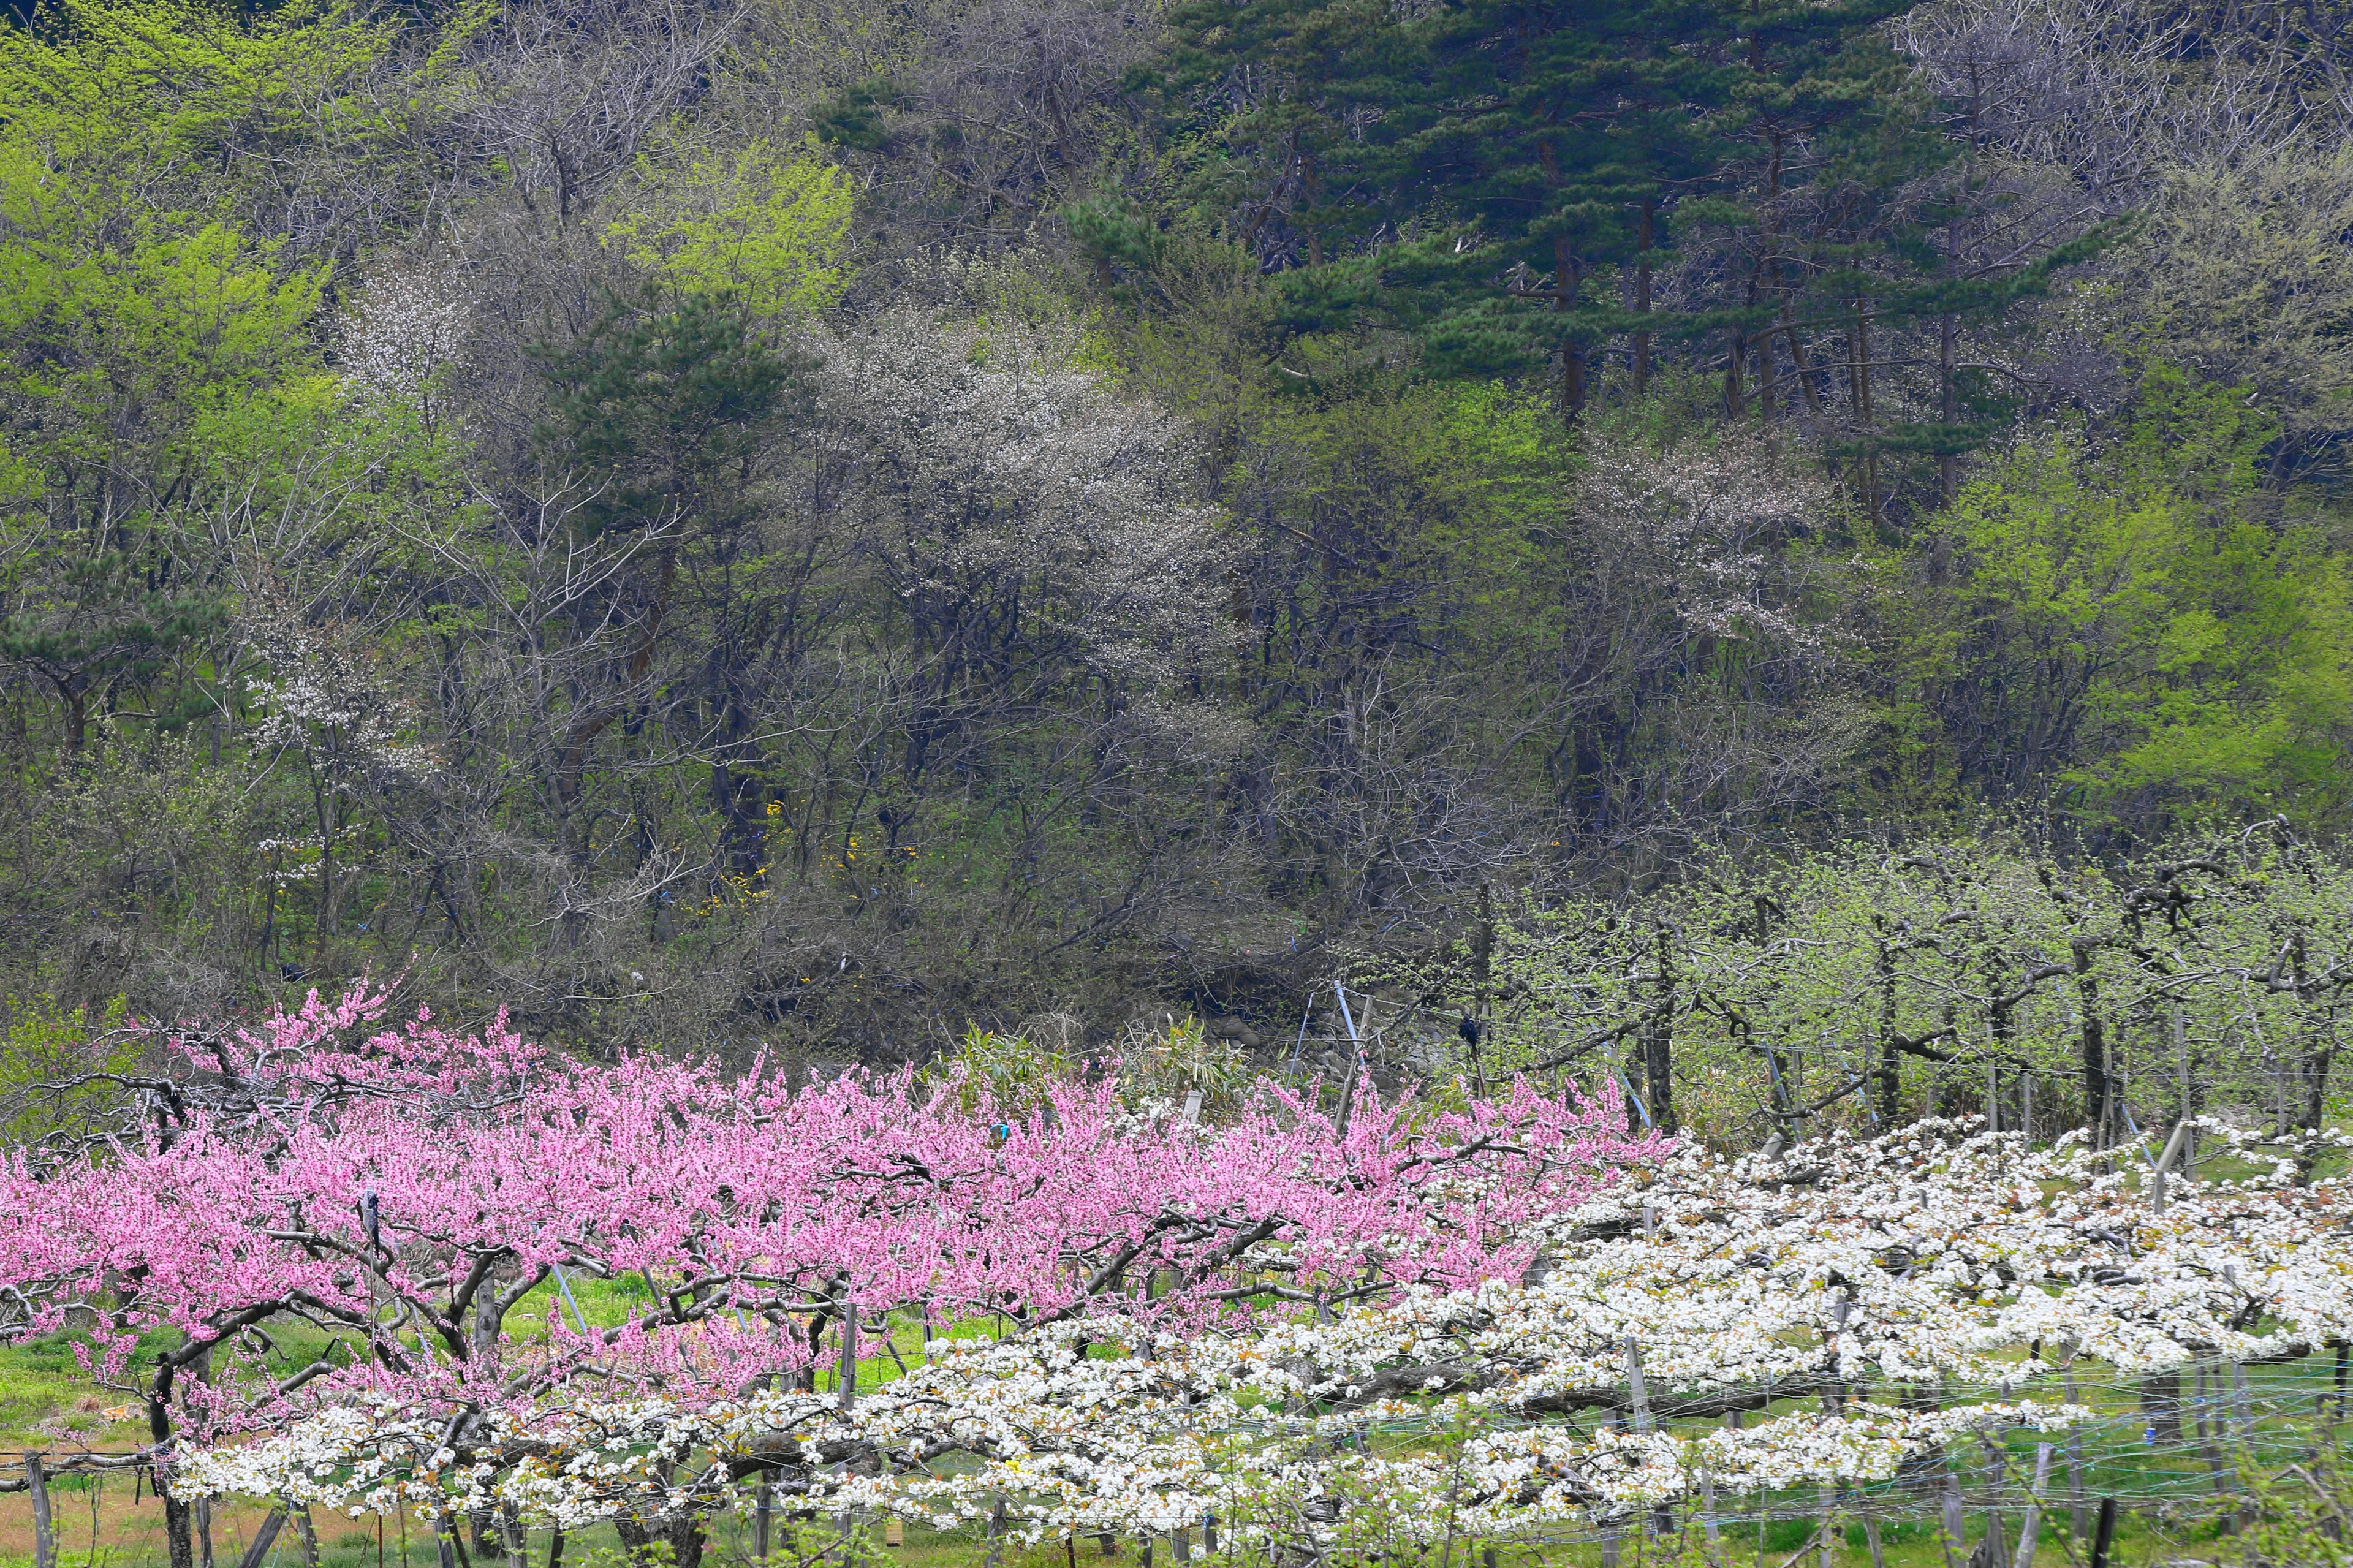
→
(1118, 1012, 1253, 1115)
(0, 0, 393, 169)
(0, 9, 340, 757)
(0, 142, 327, 476)
(2122, 146, 2353, 437)
(1938, 369, 2353, 819)
(0, 993, 137, 1147)
(192, 373, 471, 564)
(1362, 828, 2353, 1148)
(604, 138, 855, 317)
(2217, 1439, 2353, 1566)
(926, 1026, 1074, 1117)
(0, 3, 473, 1003)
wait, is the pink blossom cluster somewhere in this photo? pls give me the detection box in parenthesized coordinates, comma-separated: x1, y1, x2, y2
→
(0, 985, 1655, 1455)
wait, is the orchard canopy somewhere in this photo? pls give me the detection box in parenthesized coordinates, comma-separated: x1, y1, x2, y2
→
(2, 987, 2351, 1565)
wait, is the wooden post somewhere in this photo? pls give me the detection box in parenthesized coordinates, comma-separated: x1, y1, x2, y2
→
(1333, 983, 1362, 1140)
(2153, 1119, 2191, 1213)
(839, 1304, 858, 1414)
(2172, 1006, 2194, 1170)
(1978, 1430, 2011, 1568)
(236, 1509, 290, 1568)
(2232, 1360, 2257, 1534)
(1941, 1465, 1967, 1566)
(27, 1453, 57, 1568)
(2195, 1365, 2230, 1500)
(2012, 1444, 2053, 1568)
(1625, 1338, 1652, 1433)
(2065, 1365, 2087, 1542)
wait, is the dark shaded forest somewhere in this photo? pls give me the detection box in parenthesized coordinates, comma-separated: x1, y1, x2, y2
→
(0, 0, 2349, 1058)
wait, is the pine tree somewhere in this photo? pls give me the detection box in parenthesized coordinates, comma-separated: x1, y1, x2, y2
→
(1165, 0, 1915, 419)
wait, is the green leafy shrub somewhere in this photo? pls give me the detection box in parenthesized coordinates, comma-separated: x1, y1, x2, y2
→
(926, 1025, 1074, 1118)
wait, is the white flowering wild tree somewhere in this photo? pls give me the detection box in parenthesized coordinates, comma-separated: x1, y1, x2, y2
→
(239, 597, 439, 972)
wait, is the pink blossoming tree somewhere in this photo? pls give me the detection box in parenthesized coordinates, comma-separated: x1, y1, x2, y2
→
(0, 985, 1654, 1568)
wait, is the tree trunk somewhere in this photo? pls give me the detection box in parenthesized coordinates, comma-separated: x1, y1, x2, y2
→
(1633, 202, 1654, 393)
(615, 1515, 705, 1568)
(1851, 303, 1882, 531)
(1781, 307, 1825, 416)
(153, 1382, 195, 1568)
(1875, 923, 1900, 1124)
(1555, 238, 1586, 421)
(2071, 941, 2108, 1143)
(311, 752, 338, 963)
(2297, 1020, 2335, 1181)
(2140, 1372, 2181, 1444)
(1643, 925, 1675, 1132)
(1939, 311, 1959, 506)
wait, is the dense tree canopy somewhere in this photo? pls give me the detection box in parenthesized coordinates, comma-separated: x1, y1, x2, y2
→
(0, 0, 2342, 1066)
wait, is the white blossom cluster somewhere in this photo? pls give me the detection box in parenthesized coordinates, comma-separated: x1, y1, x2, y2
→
(239, 600, 440, 782)
(336, 266, 471, 406)
(175, 1322, 2091, 1547)
(805, 312, 1247, 765)
(172, 1118, 2351, 1548)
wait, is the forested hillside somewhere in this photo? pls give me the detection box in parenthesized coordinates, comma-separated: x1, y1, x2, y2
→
(1, 0, 2348, 1056)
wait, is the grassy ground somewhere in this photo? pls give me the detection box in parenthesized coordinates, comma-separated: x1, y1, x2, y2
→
(0, 1487, 2248, 1568)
